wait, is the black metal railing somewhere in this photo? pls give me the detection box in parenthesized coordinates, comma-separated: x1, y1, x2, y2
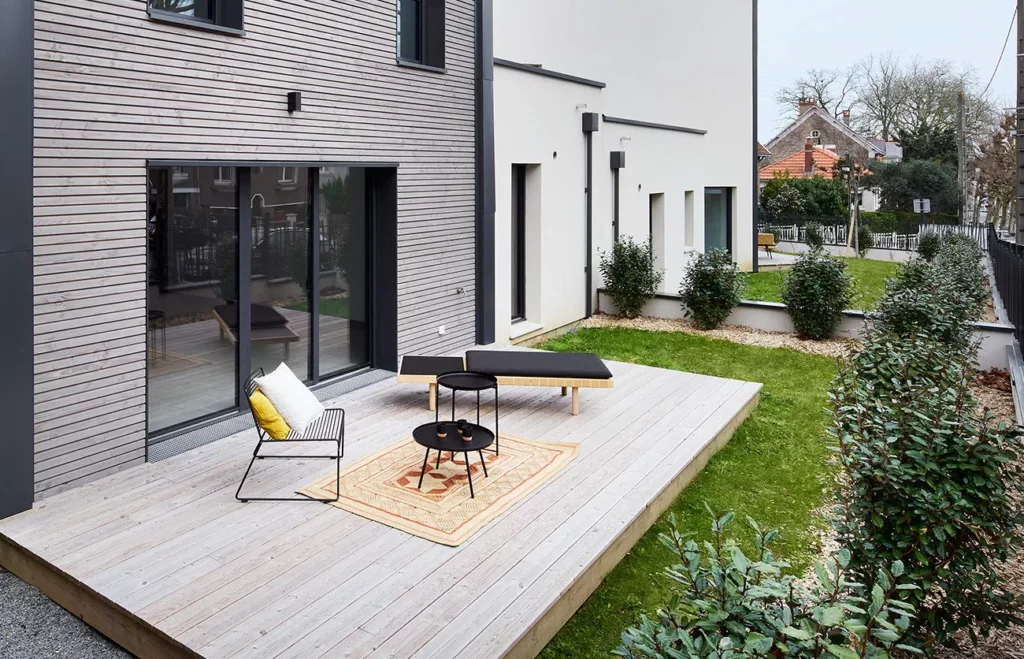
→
(988, 225, 1022, 342)
(759, 215, 989, 251)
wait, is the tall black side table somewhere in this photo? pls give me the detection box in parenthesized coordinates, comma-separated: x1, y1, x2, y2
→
(436, 371, 500, 456)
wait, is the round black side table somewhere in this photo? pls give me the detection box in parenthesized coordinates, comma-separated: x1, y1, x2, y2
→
(413, 422, 495, 498)
(436, 371, 500, 456)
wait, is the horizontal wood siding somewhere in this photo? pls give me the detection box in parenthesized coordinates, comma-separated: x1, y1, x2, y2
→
(34, 0, 477, 497)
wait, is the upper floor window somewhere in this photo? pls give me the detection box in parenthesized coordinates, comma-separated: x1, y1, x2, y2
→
(148, 0, 244, 33)
(397, 0, 446, 70)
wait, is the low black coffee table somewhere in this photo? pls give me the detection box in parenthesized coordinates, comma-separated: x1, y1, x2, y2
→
(413, 422, 495, 498)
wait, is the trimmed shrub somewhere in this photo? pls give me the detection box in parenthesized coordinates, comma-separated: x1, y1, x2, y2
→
(614, 510, 918, 659)
(599, 236, 663, 319)
(680, 249, 743, 330)
(831, 329, 1024, 650)
(803, 222, 825, 250)
(781, 251, 852, 339)
(917, 231, 942, 261)
(855, 224, 874, 258)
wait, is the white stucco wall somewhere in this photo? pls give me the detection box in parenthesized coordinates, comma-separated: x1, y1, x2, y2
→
(492, 0, 756, 344)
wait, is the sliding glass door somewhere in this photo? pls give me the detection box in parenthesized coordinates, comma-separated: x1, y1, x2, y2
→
(147, 164, 374, 437)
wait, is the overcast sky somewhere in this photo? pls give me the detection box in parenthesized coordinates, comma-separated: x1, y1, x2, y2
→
(758, 0, 1018, 142)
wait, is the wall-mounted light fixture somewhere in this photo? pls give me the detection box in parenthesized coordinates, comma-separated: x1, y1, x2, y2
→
(287, 91, 302, 113)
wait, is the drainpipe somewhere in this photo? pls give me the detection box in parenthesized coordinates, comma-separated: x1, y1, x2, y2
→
(610, 151, 626, 243)
(582, 112, 600, 318)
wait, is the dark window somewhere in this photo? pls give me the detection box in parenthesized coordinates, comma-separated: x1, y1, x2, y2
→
(398, 0, 446, 69)
(511, 165, 526, 321)
(148, 0, 244, 32)
(704, 188, 733, 254)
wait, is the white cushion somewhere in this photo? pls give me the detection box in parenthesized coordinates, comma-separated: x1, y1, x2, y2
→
(254, 363, 324, 435)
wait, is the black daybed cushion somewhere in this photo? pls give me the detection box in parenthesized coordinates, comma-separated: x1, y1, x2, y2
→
(466, 350, 612, 380)
(401, 355, 466, 376)
(214, 304, 289, 330)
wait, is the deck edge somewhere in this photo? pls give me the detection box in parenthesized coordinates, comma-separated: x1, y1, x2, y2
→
(502, 384, 762, 659)
(0, 533, 201, 659)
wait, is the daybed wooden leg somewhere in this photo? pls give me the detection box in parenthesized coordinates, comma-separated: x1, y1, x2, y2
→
(571, 387, 579, 416)
(561, 386, 567, 396)
(429, 382, 437, 411)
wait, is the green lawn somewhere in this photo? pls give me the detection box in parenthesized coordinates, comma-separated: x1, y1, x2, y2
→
(283, 296, 350, 319)
(745, 256, 899, 311)
(538, 327, 837, 658)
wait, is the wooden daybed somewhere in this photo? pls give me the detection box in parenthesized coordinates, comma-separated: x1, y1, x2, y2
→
(397, 350, 615, 416)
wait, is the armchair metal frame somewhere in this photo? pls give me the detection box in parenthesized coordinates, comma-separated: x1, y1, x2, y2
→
(236, 368, 343, 503)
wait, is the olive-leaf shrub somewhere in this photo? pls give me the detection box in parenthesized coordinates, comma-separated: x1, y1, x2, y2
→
(804, 222, 826, 251)
(781, 251, 853, 340)
(599, 236, 664, 319)
(872, 238, 986, 349)
(680, 250, 743, 330)
(855, 224, 874, 258)
(831, 329, 1024, 650)
(614, 509, 919, 659)
(916, 231, 942, 261)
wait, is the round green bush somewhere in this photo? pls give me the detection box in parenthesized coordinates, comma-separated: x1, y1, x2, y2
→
(679, 249, 743, 330)
(781, 251, 852, 339)
(803, 222, 825, 250)
(599, 237, 663, 319)
(917, 231, 942, 261)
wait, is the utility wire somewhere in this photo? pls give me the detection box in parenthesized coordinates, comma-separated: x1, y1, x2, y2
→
(980, 4, 1017, 98)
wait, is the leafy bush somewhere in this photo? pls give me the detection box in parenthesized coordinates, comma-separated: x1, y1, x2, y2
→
(614, 510, 919, 659)
(760, 172, 847, 219)
(803, 222, 826, 251)
(855, 224, 874, 258)
(831, 329, 1024, 649)
(680, 250, 743, 330)
(782, 251, 852, 339)
(873, 238, 986, 349)
(917, 231, 942, 261)
(599, 236, 663, 319)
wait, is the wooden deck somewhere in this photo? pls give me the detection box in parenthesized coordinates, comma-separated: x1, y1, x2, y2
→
(0, 357, 760, 659)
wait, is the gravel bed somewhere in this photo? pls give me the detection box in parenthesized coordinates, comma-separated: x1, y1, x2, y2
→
(0, 568, 131, 658)
(579, 314, 855, 359)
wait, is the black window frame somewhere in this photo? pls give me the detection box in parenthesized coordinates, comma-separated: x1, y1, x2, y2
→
(511, 164, 527, 322)
(397, 0, 447, 72)
(148, 0, 246, 36)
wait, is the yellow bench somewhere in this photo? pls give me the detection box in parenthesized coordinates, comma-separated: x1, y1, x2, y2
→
(758, 232, 777, 258)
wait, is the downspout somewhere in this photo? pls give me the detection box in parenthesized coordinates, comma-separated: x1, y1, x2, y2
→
(475, 0, 495, 343)
(610, 151, 626, 243)
(751, 0, 760, 272)
(583, 112, 600, 318)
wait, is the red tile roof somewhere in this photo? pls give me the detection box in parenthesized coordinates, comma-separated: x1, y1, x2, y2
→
(759, 145, 841, 180)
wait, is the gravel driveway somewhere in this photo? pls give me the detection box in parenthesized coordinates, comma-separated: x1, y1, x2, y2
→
(0, 568, 131, 658)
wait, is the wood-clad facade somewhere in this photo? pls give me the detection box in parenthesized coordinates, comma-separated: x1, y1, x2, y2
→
(31, 0, 480, 499)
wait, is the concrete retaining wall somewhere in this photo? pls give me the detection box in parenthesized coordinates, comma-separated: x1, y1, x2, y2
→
(776, 241, 915, 263)
(596, 290, 1015, 370)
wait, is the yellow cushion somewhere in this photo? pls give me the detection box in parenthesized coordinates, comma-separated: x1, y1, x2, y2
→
(249, 390, 291, 440)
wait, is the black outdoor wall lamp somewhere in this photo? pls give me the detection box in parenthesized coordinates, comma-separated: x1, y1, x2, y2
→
(287, 91, 302, 113)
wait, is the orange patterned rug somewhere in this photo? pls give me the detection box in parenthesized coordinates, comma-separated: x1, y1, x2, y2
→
(298, 433, 578, 546)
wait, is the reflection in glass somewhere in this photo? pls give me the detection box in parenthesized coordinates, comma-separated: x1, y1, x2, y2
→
(704, 188, 730, 253)
(319, 167, 370, 377)
(398, 0, 421, 61)
(147, 166, 239, 434)
(249, 167, 312, 381)
(148, 0, 213, 19)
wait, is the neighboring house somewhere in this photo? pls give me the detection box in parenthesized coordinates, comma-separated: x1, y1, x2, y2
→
(759, 138, 842, 185)
(491, 0, 757, 344)
(867, 139, 904, 163)
(0, 0, 757, 517)
(766, 99, 884, 168)
(757, 142, 772, 165)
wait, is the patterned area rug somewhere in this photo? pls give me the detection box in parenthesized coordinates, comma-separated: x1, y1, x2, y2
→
(299, 434, 578, 546)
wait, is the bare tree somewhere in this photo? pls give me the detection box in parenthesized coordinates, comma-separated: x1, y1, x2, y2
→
(775, 67, 857, 120)
(975, 113, 1016, 231)
(854, 53, 909, 141)
(899, 59, 996, 146)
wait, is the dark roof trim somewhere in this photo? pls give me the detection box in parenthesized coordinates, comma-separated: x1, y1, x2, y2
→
(602, 115, 707, 136)
(493, 58, 607, 89)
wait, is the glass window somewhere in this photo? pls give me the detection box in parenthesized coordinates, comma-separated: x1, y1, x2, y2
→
(147, 166, 239, 434)
(318, 167, 371, 377)
(149, 0, 214, 21)
(511, 165, 526, 321)
(249, 168, 312, 381)
(704, 188, 732, 253)
(398, 0, 421, 62)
